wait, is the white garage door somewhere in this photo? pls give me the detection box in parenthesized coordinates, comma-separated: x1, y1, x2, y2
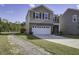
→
(32, 26, 51, 34)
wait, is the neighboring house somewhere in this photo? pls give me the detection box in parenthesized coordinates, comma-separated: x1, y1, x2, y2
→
(60, 8, 79, 35)
(26, 5, 60, 34)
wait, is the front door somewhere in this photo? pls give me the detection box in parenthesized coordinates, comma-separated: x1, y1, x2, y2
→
(53, 25, 59, 34)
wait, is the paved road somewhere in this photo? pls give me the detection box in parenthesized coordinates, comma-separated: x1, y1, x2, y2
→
(8, 35, 51, 55)
(35, 35, 79, 49)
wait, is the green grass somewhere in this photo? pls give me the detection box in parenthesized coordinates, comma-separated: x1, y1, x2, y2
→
(26, 34, 40, 39)
(17, 34, 79, 55)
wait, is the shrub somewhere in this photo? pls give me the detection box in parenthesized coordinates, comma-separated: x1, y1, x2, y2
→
(20, 28, 26, 33)
(59, 31, 63, 35)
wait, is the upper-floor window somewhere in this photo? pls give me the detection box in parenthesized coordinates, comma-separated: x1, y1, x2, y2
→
(53, 15, 59, 23)
(53, 16, 56, 22)
(44, 13, 48, 19)
(33, 12, 40, 19)
(72, 15, 77, 22)
(35, 12, 40, 19)
(33, 12, 49, 20)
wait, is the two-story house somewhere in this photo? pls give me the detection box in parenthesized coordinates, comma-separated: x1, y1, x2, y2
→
(60, 8, 79, 35)
(26, 5, 60, 34)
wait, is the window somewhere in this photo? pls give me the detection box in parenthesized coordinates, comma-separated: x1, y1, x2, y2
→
(33, 12, 49, 20)
(53, 16, 57, 22)
(53, 16, 55, 22)
(33, 12, 40, 19)
(35, 12, 40, 19)
(44, 13, 48, 19)
(72, 15, 77, 22)
(42, 13, 49, 20)
(33, 12, 41, 19)
(53, 15, 59, 23)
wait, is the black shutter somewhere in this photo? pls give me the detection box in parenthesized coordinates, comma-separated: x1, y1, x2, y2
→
(39, 13, 41, 19)
(48, 14, 50, 19)
(33, 12, 35, 19)
(43, 13, 44, 19)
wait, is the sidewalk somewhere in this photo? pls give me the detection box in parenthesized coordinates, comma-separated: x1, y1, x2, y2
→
(35, 34, 79, 49)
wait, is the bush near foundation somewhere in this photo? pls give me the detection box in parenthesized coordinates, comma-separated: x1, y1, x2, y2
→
(20, 28, 26, 33)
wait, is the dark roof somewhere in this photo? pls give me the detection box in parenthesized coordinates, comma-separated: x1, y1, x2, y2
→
(62, 8, 79, 15)
(67, 8, 79, 11)
(64, 8, 79, 13)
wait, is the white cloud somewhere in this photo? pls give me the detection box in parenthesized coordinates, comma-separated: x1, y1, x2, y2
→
(76, 5, 79, 9)
(29, 4, 35, 8)
(0, 4, 5, 7)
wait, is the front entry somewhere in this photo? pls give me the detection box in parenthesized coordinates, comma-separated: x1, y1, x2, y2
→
(32, 26, 51, 34)
(53, 25, 59, 34)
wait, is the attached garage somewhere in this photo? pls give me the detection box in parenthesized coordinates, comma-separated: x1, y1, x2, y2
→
(32, 26, 51, 34)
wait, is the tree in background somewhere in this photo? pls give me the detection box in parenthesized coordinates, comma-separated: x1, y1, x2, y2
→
(20, 22, 26, 33)
(0, 17, 22, 32)
(0, 17, 2, 33)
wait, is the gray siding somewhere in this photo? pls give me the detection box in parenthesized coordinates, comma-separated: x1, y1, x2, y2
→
(60, 9, 79, 35)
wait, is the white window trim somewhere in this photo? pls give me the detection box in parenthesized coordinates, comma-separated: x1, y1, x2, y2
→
(72, 15, 77, 23)
(44, 13, 49, 20)
(35, 12, 40, 19)
(53, 15, 56, 22)
(34, 12, 49, 20)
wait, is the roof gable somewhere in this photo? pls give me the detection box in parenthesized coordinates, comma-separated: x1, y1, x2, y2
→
(29, 5, 53, 12)
(63, 8, 79, 15)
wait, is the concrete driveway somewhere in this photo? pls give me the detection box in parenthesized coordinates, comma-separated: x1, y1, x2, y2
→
(35, 34, 69, 39)
(35, 34, 79, 49)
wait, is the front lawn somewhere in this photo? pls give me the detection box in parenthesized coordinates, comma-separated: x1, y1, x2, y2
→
(17, 34, 79, 55)
(0, 35, 25, 55)
(0, 35, 14, 54)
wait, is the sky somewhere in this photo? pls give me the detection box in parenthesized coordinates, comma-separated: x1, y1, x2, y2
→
(0, 4, 79, 23)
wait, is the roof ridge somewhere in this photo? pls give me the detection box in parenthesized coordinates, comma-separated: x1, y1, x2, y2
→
(67, 8, 79, 11)
(29, 5, 53, 12)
